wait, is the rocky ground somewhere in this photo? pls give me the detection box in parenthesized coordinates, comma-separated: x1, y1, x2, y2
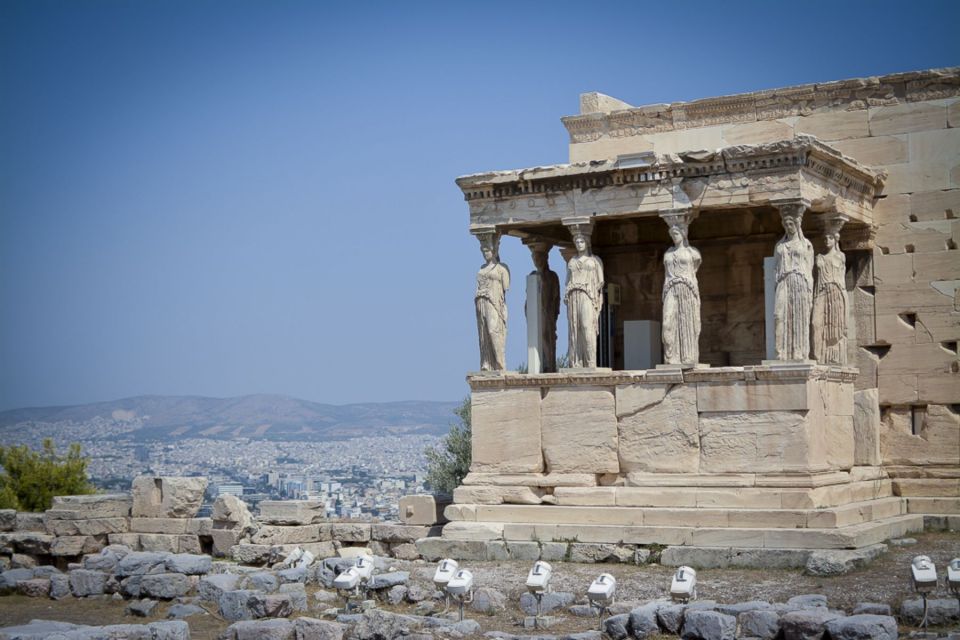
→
(0, 531, 957, 639)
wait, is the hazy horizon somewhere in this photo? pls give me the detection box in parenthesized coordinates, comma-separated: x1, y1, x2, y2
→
(2, 0, 958, 412)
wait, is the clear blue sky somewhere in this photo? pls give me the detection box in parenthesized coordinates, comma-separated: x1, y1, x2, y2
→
(1, 1, 957, 410)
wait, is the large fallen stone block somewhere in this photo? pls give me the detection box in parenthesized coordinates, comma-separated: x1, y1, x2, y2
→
(221, 618, 295, 640)
(131, 476, 207, 518)
(804, 544, 887, 576)
(219, 589, 260, 621)
(213, 494, 255, 529)
(14, 513, 45, 532)
(165, 552, 212, 575)
(199, 572, 241, 602)
(0, 532, 54, 555)
(900, 597, 960, 626)
(258, 500, 325, 525)
(138, 532, 201, 554)
(293, 617, 348, 640)
(139, 572, 192, 599)
(130, 517, 212, 535)
(739, 609, 781, 640)
(231, 543, 272, 565)
(780, 609, 843, 640)
(46, 494, 132, 519)
(825, 614, 897, 640)
(330, 523, 370, 542)
(398, 494, 449, 525)
(115, 551, 171, 577)
(250, 524, 328, 545)
(370, 524, 440, 543)
(211, 529, 243, 557)
(68, 569, 107, 596)
(681, 609, 736, 640)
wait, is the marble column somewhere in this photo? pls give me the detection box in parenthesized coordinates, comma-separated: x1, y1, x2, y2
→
(658, 208, 701, 367)
(812, 214, 849, 365)
(471, 226, 509, 372)
(771, 199, 815, 362)
(562, 217, 604, 369)
(523, 239, 560, 374)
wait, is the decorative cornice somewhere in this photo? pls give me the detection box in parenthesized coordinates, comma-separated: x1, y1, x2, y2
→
(563, 67, 960, 143)
(456, 136, 885, 205)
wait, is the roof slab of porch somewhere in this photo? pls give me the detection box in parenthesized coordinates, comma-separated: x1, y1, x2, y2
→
(456, 135, 885, 246)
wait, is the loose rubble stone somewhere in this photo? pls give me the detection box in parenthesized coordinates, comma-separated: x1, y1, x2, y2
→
(0, 619, 84, 637)
(17, 578, 50, 597)
(277, 565, 308, 584)
(657, 604, 686, 634)
(602, 613, 630, 640)
(50, 573, 71, 599)
(279, 582, 308, 612)
(164, 553, 211, 575)
(115, 551, 171, 577)
(69, 569, 107, 596)
(220, 589, 260, 621)
(250, 592, 294, 618)
(127, 598, 159, 617)
(348, 610, 423, 640)
(0, 509, 16, 531)
(140, 572, 192, 599)
(469, 587, 506, 614)
(852, 602, 891, 616)
(900, 597, 960, 627)
(293, 617, 348, 640)
(223, 618, 295, 640)
(199, 573, 240, 602)
(391, 543, 420, 561)
(10, 553, 37, 569)
(330, 523, 370, 542)
(739, 609, 781, 640)
(825, 614, 897, 640)
(780, 609, 843, 640)
(258, 500, 325, 526)
(246, 571, 279, 593)
(167, 603, 206, 619)
(387, 584, 408, 606)
(520, 591, 575, 616)
(785, 594, 828, 610)
(369, 571, 409, 590)
(716, 600, 772, 616)
(629, 600, 667, 638)
(0, 568, 34, 590)
(681, 609, 736, 640)
(568, 543, 633, 563)
(47, 494, 132, 519)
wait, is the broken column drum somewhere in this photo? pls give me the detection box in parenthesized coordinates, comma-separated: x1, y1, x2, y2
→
(812, 231, 848, 366)
(474, 232, 510, 371)
(661, 220, 702, 366)
(774, 205, 814, 361)
(565, 229, 604, 368)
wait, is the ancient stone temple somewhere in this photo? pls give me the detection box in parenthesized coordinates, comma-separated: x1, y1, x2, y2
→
(447, 67, 959, 555)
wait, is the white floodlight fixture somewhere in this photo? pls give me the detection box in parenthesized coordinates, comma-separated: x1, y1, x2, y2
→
(445, 568, 475, 622)
(526, 561, 553, 594)
(947, 558, 960, 596)
(332, 567, 361, 592)
(433, 558, 459, 589)
(670, 566, 697, 603)
(587, 573, 616, 629)
(912, 555, 938, 593)
(353, 554, 375, 582)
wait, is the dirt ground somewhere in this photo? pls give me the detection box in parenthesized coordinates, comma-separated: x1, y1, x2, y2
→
(0, 531, 957, 639)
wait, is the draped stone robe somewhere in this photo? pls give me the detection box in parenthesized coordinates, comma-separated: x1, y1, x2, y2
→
(565, 254, 604, 368)
(774, 236, 814, 361)
(662, 245, 702, 365)
(812, 249, 847, 365)
(475, 262, 510, 371)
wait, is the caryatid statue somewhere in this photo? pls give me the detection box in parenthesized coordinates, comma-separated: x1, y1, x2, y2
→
(773, 200, 815, 361)
(660, 209, 702, 366)
(473, 227, 510, 371)
(563, 218, 604, 369)
(812, 215, 849, 365)
(525, 240, 560, 373)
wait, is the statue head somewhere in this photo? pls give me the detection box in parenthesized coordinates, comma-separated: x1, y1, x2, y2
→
(477, 232, 500, 264)
(668, 223, 689, 247)
(824, 231, 840, 251)
(572, 232, 591, 256)
(780, 208, 804, 240)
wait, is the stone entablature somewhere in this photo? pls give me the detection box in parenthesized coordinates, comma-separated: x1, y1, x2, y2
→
(468, 363, 858, 389)
(562, 67, 960, 143)
(457, 136, 884, 233)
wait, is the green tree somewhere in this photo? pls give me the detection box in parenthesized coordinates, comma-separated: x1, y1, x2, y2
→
(0, 439, 96, 511)
(424, 397, 471, 495)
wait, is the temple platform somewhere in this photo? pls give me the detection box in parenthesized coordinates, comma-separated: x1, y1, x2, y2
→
(442, 364, 927, 551)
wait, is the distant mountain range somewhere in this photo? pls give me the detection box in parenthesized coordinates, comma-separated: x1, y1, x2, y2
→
(0, 394, 463, 442)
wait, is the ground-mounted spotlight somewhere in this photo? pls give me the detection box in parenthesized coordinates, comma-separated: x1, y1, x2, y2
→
(587, 573, 616, 630)
(446, 568, 474, 622)
(332, 554, 376, 613)
(911, 555, 938, 629)
(947, 558, 960, 597)
(526, 561, 553, 626)
(670, 566, 697, 603)
(433, 558, 459, 613)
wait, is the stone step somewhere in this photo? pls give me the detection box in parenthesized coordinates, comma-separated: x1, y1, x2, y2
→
(448, 497, 905, 530)
(442, 514, 925, 550)
(906, 496, 960, 514)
